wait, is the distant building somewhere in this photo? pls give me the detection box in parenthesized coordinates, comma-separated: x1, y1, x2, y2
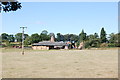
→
(32, 36, 68, 50)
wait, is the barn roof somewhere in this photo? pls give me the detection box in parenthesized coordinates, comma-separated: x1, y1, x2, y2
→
(32, 41, 68, 46)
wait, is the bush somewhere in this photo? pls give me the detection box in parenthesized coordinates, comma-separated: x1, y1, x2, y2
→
(115, 42, 120, 47)
(76, 41, 80, 48)
(84, 41, 90, 48)
(108, 43, 115, 47)
(87, 39, 100, 48)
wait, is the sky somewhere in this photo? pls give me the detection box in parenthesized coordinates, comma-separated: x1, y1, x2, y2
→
(2, 2, 118, 36)
(19, 0, 119, 2)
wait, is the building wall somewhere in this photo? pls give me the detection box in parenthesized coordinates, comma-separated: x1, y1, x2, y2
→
(32, 46, 49, 50)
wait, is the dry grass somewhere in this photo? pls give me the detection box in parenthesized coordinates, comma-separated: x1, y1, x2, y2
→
(1, 48, 118, 78)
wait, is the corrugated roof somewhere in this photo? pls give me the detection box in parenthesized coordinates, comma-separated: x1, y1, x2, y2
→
(32, 41, 68, 46)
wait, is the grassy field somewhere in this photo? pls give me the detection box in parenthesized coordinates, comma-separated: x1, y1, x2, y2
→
(1, 48, 118, 78)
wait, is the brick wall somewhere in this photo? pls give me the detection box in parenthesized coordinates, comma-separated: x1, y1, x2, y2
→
(32, 46, 49, 50)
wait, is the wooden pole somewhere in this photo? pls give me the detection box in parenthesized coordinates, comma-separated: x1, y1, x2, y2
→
(20, 27, 27, 55)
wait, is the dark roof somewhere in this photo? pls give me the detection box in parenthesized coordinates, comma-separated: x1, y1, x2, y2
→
(32, 41, 68, 46)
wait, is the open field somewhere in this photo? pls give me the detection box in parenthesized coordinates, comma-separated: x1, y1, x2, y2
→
(1, 48, 118, 78)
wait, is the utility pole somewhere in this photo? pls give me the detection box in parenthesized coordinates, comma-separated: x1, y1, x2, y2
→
(20, 27, 27, 55)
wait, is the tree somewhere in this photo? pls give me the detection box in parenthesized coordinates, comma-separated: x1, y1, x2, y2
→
(63, 34, 79, 42)
(1, 33, 9, 41)
(94, 33, 99, 39)
(108, 33, 120, 47)
(0, 0, 22, 12)
(108, 33, 117, 43)
(40, 34, 50, 41)
(15, 33, 22, 42)
(64, 34, 70, 41)
(41, 30, 48, 35)
(88, 33, 99, 40)
(39, 30, 50, 41)
(24, 36, 32, 45)
(49, 33, 55, 38)
(15, 33, 28, 42)
(56, 33, 61, 41)
(8, 34, 15, 42)
(100, 27, 107, 43)
(79, 29, 87, 42)
(88, 34, 95, 40)
(85, 33, 100, 48)
(69, 34, 79, 42)
(117, 33, 120, 47)
(30, 33, 40, 43)
(56, 33, 64, 41)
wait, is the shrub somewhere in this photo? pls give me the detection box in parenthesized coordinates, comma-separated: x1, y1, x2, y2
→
(108, 43, 115, 47)
(84, 41, 91, 48)
(115, 42, 120, 47)
(76, 41, 80, 48)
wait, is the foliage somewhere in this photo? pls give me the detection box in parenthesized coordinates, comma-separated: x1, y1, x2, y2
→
(39, 30, 50, 41)
(84, 41, 90, 48)
(1, 33, 15, 42)
(41, 30, 48, 35)
(82, 32, 100, 48)
(30, 33, 40, 43)
(117, 33, 120, 47)
(64, 34, 79, 42)
(15, 33, 29, 42)
(79, 29, 87, 42)
(24, 36, 32, 45)
(0, 28, 119, 48)
(8, 34, 15, 42)
(40, 34, 50, 41)
(49, 33, 55, 38)
(56, 33, 61, 41)
(108, 43, 116, 47)
(76, 41, 80, 48)
(108, 33, 120, 47)
(0, 0, 22, 12)
(1, 33, 9, 41)
(94, 33, 99, 38)
(56, 33, 65, 41)
(56, 33, 79, 42)
(100, 27, 107, 43)
(108, 33, 117, 43)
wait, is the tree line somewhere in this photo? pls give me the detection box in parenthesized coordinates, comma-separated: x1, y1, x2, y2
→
(0, 27, 120, 48)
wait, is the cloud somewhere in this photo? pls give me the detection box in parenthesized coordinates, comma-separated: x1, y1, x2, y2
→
(35, 21, 46, 26)
(35, 21, 43, 24)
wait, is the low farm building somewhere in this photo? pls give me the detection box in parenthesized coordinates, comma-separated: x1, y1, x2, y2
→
(32, 41, 68, 50)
